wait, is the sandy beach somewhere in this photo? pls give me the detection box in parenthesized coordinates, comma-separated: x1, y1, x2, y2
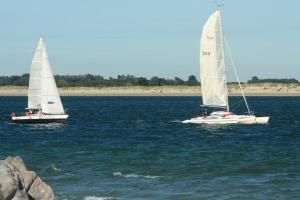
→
(0, 83, 299, 96)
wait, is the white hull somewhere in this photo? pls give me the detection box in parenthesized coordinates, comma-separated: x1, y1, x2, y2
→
(237, 116, 269, 124)
(12, 114, 68, 123)
(183, 115, 269, 125)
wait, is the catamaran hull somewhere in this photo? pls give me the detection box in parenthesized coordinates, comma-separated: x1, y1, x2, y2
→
(12, 115, 69, 124)
(183, 116, 269, 125)
(183, 117, 239, 124)
(237, 117, 269, 124)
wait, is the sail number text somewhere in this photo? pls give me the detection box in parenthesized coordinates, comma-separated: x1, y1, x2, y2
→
(202, 51, 210, 56)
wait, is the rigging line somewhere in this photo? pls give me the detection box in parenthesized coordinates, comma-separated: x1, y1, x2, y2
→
(224, 38, 251, 114)
(230, 99, 244, 113)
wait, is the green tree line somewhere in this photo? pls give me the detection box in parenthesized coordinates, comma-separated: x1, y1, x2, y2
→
(0, 74, 199, 87)
(0, 74, 298, 87)
(247, 76, 299, 84)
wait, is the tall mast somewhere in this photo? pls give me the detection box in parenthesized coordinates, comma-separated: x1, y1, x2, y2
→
(217, 4, 229, 112)
(216, 3, 251, 114)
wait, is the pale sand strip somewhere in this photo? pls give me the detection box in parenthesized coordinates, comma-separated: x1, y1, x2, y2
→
(0, 84, 299, 96)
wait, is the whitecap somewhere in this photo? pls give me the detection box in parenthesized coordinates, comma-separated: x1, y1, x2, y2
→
(51, 164, 63, 172)
(170, 119, 183, 123)
(113, 171, 162, 179)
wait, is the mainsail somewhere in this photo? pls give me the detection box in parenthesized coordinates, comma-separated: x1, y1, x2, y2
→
(28, 37, 65, 114)
(200, 9, 228, 110)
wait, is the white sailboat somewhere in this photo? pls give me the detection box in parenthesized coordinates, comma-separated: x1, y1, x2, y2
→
(11, 37, 68, 123)
(183, 6, 269, 125)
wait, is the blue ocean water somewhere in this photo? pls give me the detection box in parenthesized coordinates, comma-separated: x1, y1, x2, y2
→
(0, 96, 300, 200)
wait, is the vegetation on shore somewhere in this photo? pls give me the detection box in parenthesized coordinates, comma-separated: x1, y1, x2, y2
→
(0, 74, 298, 87)
(0, 74, 199, 87)
(247, 76, 299, 84)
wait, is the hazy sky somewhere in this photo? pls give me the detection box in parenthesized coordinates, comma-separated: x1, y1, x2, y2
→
(0, 0, 299, 81)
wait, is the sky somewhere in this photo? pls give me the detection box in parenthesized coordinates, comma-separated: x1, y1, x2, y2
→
(0, 0, 299, 81)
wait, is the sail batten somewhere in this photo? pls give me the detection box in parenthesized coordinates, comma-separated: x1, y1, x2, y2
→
(200, 9, 228, 110)
(27, 37, 65, 114)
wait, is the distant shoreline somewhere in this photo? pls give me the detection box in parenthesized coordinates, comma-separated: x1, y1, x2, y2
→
(0, 84, 299, 96)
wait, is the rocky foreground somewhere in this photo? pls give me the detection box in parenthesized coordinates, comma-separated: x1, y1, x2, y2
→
(0, 156, 54, 200)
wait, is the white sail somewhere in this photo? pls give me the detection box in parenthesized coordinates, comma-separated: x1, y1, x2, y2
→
(28, 37, 65, 114)
(28, 38, 43, 110)
(200, 9, 228, 109)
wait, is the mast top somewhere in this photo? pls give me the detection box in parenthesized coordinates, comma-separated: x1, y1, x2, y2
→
(40, 34, 44, 41)
(215, 2, 224, 10)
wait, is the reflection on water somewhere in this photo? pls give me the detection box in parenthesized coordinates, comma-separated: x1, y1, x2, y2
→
(25, 123, 65, 130)
(8, 122, 65, 131)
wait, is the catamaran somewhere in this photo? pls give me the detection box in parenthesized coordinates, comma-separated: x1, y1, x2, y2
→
(183, 6, 269, 125)
(11, 37, 68, 123)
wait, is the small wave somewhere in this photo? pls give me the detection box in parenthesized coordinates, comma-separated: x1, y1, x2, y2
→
(50, 164, 63, 172)
(170, 119, 183, 123)
(84, 196, 116, 200)
(113, 171, 162, 179)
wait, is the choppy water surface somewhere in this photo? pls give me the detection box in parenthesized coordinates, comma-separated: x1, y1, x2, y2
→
(0, 96, 300, 199)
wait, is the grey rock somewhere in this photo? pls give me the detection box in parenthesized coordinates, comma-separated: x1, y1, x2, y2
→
(21, 171, 37, 192)
(0, 160, 20, 200)
(0, 156, 54, 200)
(28, 177, 54, 200)
(11, 190, 28, 200)
(0, 160, 28, 200)
(5, 156, 27, 172)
